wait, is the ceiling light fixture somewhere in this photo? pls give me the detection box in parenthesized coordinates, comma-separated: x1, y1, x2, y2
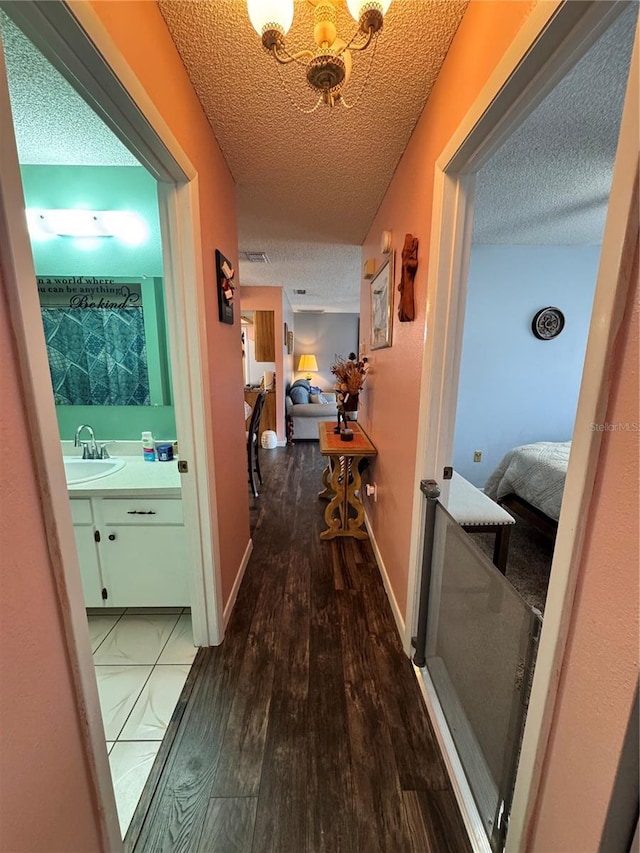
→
(26, 209, 149, 246)
(247, 0, 392, 111)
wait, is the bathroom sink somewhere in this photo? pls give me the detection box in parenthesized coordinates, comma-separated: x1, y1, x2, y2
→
(63, 457, 126, 485)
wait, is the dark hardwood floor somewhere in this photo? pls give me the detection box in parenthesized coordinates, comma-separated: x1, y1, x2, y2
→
(127, 443, 470, 853)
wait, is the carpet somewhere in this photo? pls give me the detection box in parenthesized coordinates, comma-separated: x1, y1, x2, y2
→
(470, 518, 554, 615)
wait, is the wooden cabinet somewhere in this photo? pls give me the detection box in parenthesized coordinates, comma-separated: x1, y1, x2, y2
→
(244, 389, 277, 440)
(70, 496, 189, 607)
(254, 310, 275, 362)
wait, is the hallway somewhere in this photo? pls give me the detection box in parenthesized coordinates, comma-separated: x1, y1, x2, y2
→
(127, 444, 470, 852)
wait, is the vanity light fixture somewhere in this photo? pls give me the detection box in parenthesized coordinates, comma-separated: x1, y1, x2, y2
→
(246, 0, 392, 111)
(26, 209, 149, 246)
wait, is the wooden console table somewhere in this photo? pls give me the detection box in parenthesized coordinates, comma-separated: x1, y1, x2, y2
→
(318, 421, 377, 540)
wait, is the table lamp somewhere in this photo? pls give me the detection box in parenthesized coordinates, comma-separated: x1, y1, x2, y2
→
(298, 354, 318, 381)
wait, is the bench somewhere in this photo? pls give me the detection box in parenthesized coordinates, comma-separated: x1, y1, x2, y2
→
(445, 472, 516, 574)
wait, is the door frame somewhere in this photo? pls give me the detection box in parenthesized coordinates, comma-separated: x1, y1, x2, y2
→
(404, 1, 638, 849)
(0, 1, 227, 846)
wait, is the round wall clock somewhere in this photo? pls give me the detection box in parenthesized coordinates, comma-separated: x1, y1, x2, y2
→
(532, 306, 565, 340)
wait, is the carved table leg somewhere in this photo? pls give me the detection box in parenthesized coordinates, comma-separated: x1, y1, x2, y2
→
(320, 454, 368, 540)
(344, 457, 367, 538)
(318, 458, 336, 500)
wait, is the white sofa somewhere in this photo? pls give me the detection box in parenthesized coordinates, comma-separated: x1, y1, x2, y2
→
(285, 385, 339, 441)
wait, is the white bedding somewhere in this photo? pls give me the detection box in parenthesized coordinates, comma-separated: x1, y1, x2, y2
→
(484, 441, 571, 522)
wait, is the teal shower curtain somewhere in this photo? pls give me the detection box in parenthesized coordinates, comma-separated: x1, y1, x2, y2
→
(41, 307, 150, 406)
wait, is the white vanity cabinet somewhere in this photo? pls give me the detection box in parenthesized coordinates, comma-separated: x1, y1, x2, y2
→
(70, 498, 103, 608)
(100, 498, 188, 607)
(70, 495, 189, 607)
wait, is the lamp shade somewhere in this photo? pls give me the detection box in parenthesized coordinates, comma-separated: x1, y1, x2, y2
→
(346, 0, 391, 23)
(247, 0, 294, 35)
(298, 354, 318, 373)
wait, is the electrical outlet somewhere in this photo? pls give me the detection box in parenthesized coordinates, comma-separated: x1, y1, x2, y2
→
(473, 451, 482, 463)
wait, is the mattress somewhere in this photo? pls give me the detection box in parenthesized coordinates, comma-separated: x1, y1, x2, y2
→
(484, 441, 571, 522)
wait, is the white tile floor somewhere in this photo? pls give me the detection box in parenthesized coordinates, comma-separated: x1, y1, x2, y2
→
(88, 608, 197, 837)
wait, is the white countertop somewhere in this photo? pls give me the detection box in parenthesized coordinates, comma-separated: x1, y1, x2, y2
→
(67, 455, 181, 497)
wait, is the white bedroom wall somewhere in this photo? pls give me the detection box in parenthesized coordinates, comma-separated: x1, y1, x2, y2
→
(453, 245, 600, 486)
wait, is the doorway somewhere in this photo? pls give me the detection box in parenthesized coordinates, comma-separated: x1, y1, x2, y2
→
(449, 5, 635, 615)
(407, 2, 638, 850)
(0, 2, 225, 847)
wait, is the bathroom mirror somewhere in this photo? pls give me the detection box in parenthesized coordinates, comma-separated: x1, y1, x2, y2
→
(38, 275, 172, 407)
(2, 10, 176, 437)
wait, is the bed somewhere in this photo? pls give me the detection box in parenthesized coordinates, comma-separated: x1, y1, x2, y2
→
(484, 441, 571, 538)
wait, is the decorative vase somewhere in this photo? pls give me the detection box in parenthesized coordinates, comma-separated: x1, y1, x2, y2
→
(344, 392, 359, 421)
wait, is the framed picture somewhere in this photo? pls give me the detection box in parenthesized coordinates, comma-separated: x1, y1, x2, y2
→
(284, 321, 288, 345)
(370, 252, 394, 350)
(215, 248, 234, 325)
(287, 330, 294, 354)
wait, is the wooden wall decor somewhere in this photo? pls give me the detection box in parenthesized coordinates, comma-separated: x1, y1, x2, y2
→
(215, 248, 235, 324)
(254, 310, 276, 361)
(398, 234, 418, 322)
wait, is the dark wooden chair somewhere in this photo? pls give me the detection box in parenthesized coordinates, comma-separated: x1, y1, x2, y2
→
(247, 391, 267, 498)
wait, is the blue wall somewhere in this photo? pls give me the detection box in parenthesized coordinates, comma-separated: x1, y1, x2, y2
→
(293, 313, 359, 391)
(453, 245, 600, 486)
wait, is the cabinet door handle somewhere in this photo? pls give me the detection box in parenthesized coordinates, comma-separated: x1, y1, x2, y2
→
(127, 510, 157, 515)
(108, 534, 116, 541)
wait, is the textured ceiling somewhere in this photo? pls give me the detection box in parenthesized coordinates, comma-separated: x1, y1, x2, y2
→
(473, 4, 637, 245)
(158, 0, 468, 312)
(2, 3, 636, 312)
(0, 12, 138, 167)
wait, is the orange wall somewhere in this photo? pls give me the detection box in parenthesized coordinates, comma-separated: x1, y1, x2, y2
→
(0, 266, 103, 851)
(88, 1, 250, 607)
(360, 1, 639, 844)
(359, 0, 534, 616)
(240, 286, 288, 441)
(528, 252, 639, 850)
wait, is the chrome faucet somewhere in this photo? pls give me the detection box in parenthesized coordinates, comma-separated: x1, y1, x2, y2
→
(74, 424, 99, 459)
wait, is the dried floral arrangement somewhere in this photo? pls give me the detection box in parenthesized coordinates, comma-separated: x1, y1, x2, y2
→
(330, 352, 370, 401)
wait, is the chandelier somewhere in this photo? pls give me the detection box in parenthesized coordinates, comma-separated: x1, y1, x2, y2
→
(247, 0, 392, 111)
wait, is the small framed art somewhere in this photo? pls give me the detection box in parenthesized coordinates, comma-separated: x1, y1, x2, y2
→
(215, 248, 235, 325)
(370, 252, 394, 350)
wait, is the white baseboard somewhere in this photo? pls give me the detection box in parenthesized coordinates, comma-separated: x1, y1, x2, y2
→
(223, 539, 253, 628)
(414, 664, 491, 853)
(364, 510, 405, 641)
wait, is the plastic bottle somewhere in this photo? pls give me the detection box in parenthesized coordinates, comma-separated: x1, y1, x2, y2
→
(142, 431, 156, 461)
